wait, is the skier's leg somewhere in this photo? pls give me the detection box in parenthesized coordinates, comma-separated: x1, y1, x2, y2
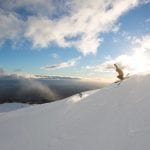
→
(117, 75, 124, 80)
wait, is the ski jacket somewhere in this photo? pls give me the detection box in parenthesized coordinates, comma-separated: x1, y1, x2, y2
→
(114, 64, 124, 76)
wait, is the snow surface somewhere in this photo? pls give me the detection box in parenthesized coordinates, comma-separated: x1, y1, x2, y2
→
(0, 75, 150, 150)
(0, 103, 30, 113)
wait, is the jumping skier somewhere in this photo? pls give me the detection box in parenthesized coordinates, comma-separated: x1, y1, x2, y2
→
(114, 64, 124, 80)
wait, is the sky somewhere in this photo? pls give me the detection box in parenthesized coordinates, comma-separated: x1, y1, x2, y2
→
(0, 0, 150, 82)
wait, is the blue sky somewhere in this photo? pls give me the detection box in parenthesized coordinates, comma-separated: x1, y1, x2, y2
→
(0, 0, 150, 81)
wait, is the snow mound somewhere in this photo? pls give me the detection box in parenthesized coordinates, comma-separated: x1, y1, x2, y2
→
(68, 89, 99, 103)
(0, 75, 150, 150)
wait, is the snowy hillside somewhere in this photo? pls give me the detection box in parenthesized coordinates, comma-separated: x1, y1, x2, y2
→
(0, 103, 30, 113)
(0, 75, 150, 150)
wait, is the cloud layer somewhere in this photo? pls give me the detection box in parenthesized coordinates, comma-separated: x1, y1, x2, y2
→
(41, 57, 80, 70)
(0, 0, 142, 55)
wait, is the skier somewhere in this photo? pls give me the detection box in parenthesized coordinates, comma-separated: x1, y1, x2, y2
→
(79, 92, 82, 98)
(114, 64, 124, 80)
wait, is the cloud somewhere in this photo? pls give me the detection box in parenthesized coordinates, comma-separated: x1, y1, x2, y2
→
(25, 0, 140, 55)
(85, 35, 150, 75)
(142, 0, 150, 4)
(0, 68, 6, 76)
(41, 57, 81, 70)
(52, 53, 59, 59)
(0, 0, 142, 55)
(0, 68, 40, 79)
(145, 18, 150, 23)
(0, 0, 55, 16)
(19, 79, 57, 102)
(0, 9, 24, 43)
(0, 73, 59, 103)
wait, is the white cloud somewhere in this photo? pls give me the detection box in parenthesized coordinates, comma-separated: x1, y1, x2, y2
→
(145, 18, 150, 23)
(0, 0, 145, 55)
(41, 57, 81, 70)
(25, 0, 140, 55)
(0, 0, 55, 16)
(0, 67, 6, 76)
(142, 0, 150, 4)
(85, 35, 150, 75)
(52, 53, 59, 59)
(0, 10, 23, 42)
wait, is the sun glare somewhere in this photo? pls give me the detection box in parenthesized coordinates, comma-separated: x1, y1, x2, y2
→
(130, 52, 150, 74)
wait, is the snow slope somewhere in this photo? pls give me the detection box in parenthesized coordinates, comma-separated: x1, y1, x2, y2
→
(0, 103, 30, 113)
(0, 75, 150, 150)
